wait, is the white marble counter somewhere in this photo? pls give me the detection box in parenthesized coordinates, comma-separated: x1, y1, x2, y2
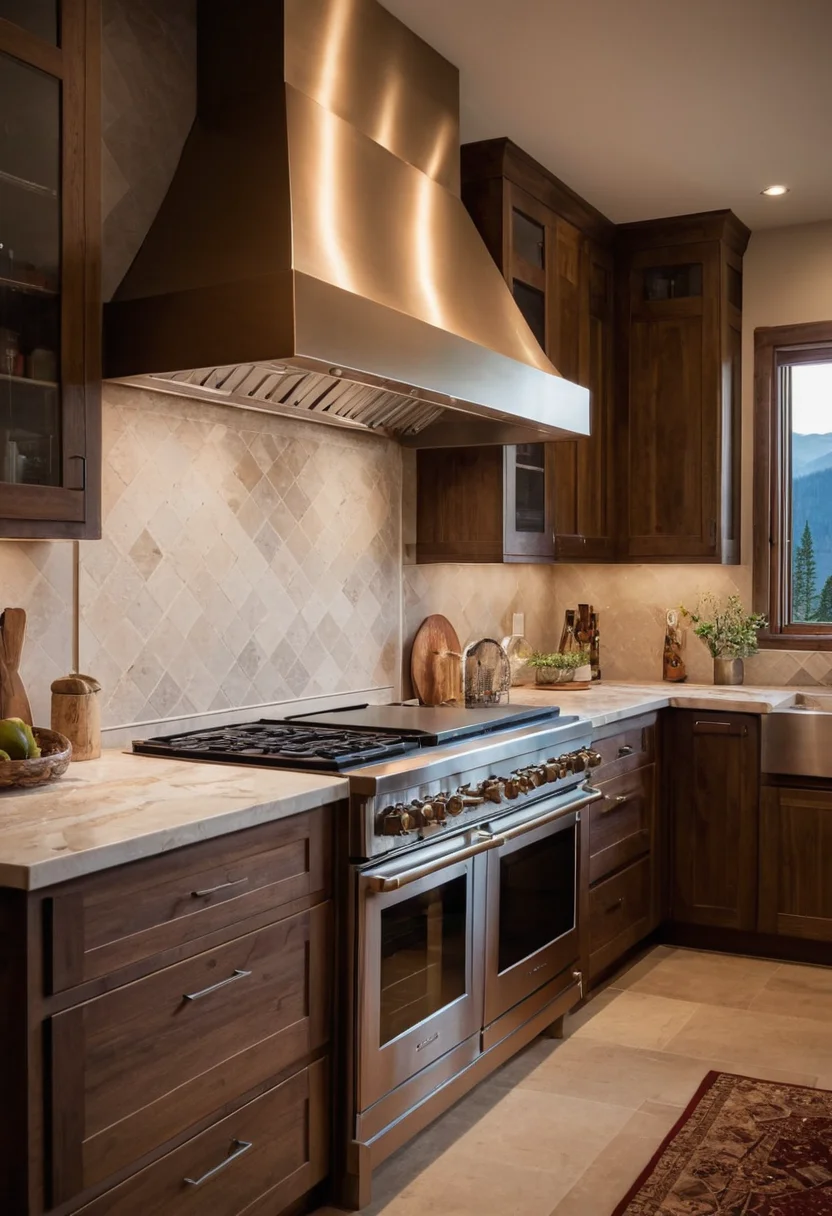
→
(510, 680, 801, 729)
(0, 751, 348, 891)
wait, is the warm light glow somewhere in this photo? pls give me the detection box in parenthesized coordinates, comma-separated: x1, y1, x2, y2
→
(415, 172, 444, 328)
(762, 184, 790, 196)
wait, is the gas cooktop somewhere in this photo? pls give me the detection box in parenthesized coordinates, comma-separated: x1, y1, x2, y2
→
(132, 704, 570, 772)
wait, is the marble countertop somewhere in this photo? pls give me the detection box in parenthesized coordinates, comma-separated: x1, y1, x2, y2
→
(0, 752, 348, 892)
(0, 682, 809, 892)
(510, 680, 801, 729)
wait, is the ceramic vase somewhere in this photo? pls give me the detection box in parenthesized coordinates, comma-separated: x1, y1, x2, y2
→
(713, 657, 744, 686)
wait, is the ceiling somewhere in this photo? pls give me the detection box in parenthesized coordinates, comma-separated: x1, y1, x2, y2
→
(381, 0, 832, 230)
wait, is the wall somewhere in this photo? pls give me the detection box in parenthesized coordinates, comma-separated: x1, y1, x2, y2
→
(404, 221, 832, 687)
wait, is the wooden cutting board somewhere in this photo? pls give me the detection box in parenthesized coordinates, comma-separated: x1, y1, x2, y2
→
(0, 608, 33, 724)
(411, 615, 463, 706)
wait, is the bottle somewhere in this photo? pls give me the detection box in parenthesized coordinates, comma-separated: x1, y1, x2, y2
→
(501, 613, 534, 686)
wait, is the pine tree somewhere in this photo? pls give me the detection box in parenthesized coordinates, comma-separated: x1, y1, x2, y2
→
(793, 520, 818, 622)
(817, 575, 832, 623)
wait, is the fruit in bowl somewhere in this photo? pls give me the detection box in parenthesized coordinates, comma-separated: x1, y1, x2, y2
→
(0, 723, 72, 790)
(0, 717, 41, 761)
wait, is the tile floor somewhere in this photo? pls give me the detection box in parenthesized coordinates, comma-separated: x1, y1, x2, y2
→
(317, 946, 832, 1216)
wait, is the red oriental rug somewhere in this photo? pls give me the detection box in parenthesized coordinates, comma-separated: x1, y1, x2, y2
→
(612, 1071, 832, 1214)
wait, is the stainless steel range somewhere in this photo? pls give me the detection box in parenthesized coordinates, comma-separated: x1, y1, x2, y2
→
(134, 702, 601, 1208)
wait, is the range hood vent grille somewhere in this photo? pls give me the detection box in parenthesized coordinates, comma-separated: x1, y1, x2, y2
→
(142, 366, 445, 436)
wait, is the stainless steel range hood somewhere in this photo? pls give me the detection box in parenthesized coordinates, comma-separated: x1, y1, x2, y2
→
(104, 0, 590, 447)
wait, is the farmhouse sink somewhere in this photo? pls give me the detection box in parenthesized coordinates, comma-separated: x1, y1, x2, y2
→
(790, 691, 832, 711)
(762, 691, 832, 777)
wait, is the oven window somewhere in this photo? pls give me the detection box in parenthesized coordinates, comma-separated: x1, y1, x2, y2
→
(379, 875, 467, 1046)
(498, 825, 576, 974)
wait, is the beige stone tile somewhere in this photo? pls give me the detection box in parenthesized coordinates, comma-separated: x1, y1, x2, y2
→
(748, 961, 832, 1022)
(664, 1003, 832, 1077)
(568, 989, 701, 1051)
(550, 1105, 685, 1216)
(370, 1152, 565, 1216)
(614, 946, 780, 1009)
(491, 1037, 721, 1110)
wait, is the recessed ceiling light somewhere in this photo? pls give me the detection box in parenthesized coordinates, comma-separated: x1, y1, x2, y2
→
(761, 184, 789, 196)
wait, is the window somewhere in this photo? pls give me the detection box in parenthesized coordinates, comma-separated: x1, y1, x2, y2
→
(754, 321, 832, 646)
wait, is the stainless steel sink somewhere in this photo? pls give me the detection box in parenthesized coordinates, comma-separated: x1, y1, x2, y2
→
(762, 692, 832, 777)
(791, 691, 832, 711)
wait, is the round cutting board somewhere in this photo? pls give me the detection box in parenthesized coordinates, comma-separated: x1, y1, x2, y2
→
(411, 615, 463, 706)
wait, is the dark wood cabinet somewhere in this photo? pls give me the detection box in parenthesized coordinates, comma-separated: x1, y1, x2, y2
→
(415, 139, 615, 565)
(0, 806, 336, 1215)
(582, 715, 660, 985)
(0, 0, 101, 538)
(759, 784, 832, 943)
(416, 441, 554, 563)
(617, 212, 748, 562)
(668, 711, 760, 930)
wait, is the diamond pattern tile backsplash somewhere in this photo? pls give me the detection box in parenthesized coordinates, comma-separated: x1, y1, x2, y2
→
(80, 384, 402, 728)
(4, 381, 832, 734)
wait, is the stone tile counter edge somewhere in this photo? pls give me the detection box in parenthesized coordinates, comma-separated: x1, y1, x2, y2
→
(0, 751, 348, 892)
(511, 681, 802, 728)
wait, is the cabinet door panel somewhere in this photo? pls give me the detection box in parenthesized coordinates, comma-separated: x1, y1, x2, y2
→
(626, 244, 720, 559)
(669, 712, 759, 930)
(759, 786, 832, 941)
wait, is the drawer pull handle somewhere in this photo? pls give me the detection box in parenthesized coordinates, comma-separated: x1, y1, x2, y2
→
(183, 968, 252, 1002)
(191, 877, 249, 898)
(184, 1138, 253, 1187)
(617, 745, 635, 757)
(604, 898, 624, 915)
(601, 794, 631, 813)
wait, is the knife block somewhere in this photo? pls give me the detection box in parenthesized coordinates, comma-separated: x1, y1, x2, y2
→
(51, 675, 102, 761)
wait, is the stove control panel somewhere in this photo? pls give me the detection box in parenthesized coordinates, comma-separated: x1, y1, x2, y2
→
(376, 747, 602, 837)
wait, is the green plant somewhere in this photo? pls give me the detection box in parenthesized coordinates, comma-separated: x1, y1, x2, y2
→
(527, 650, 587, 670)
(680, 594, 767, 660)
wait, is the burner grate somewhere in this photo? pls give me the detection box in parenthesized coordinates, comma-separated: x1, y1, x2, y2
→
(134, 720, 419, 771)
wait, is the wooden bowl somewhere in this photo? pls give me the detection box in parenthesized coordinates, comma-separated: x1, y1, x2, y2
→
(0, 727, 72, 791)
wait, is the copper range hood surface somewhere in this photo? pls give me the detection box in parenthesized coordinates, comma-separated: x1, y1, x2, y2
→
(104, 0, 590, 447)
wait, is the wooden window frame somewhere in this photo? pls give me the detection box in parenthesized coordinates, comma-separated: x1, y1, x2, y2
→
(754, 320, 832, 648)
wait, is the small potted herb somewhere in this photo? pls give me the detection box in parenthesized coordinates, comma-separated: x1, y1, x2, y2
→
(527, 651, 587, 686)
(680, 595, 767, 685)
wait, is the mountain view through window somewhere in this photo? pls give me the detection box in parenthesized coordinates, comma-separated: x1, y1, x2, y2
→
(791, 361, 832, 622)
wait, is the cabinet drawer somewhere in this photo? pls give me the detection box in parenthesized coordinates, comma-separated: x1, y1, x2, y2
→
(589, 856, 654, 979)
(589, 766, 655, 884)
(49, 808, 332, 992)
(594, 717, 656, 780)
(50, 903, 331, 1204)
(77, 1060, 329, 1216)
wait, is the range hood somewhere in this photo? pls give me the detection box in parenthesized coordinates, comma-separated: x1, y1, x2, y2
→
(104, 0, 590, 447)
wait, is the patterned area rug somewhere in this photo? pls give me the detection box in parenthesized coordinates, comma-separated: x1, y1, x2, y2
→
(612, 1071, 832, 1214)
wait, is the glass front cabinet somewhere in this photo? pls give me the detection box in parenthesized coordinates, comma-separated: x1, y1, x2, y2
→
(0, 0, 100, 537)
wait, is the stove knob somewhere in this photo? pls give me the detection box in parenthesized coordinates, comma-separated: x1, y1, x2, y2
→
(481, 779, 505, 804)
(503, 777, 521, 799)
(585, 749, 603, 769)
(379, 806, 416, 835)
(528, 766, 547, 787)
(544, 762, 560, 783)
(417, 800, 443, 824)
(446, 794, 465, 816)
(570, 751, 586, 773)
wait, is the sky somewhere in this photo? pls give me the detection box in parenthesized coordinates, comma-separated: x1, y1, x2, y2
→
(792, 362, 832, 434)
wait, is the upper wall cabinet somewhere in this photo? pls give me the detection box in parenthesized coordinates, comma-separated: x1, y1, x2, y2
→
(0, 0, 101, 538)
(617, 211, 749, 563)
(415, 139, 616, 565)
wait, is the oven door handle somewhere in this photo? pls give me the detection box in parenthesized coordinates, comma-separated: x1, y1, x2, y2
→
(364, 830, 506, 893)
(495, 786, 603, 844)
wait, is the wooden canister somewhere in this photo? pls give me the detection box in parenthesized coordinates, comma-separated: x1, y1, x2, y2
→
(51, 674, 102, 761)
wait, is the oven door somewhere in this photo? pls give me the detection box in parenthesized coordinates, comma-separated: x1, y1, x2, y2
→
(484, 786, 601, 1028)
(356, 829, 492, 1113)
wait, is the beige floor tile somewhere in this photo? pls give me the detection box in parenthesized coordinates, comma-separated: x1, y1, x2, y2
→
(568, 988, 701, 1051)
(549, 1105, 684, 1216)
(370, 1155, 570, 1216)
(614, 946, 779, 1008)
(749, 960, 832, 1022)
(493, 1037, 719, 1109)
(664, 1002, 832, 1077)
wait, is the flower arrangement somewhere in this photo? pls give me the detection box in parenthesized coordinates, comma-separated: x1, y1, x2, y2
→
(680, 594, 767, 659)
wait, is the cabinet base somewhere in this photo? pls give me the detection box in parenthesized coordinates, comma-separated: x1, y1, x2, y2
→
(662, 922, 832, 967)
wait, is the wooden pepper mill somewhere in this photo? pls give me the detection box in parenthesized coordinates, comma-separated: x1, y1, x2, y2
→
(51, 674, 102, 761)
